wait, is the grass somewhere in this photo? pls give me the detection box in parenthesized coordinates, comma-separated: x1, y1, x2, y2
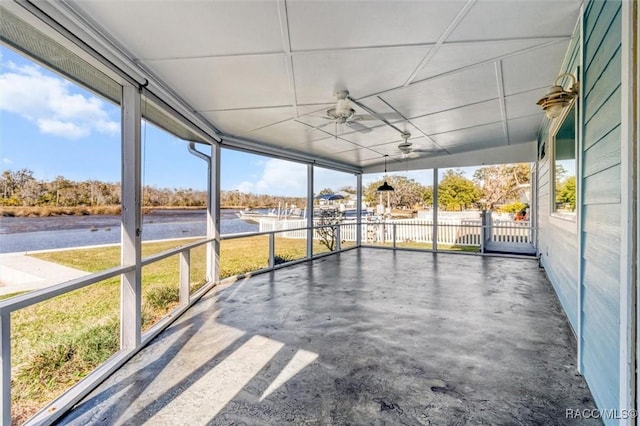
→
(9, 234, 476, 422)
(10, 236, 321, 423)
(0, 205, 122, 217)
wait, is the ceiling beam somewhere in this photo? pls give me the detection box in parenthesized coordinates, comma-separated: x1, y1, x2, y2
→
(494, 60, 510, 145)
(276, 0, 298, 117)
(403, 0, 478, 87)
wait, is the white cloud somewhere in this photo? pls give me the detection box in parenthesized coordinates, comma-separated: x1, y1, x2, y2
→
(2, 158, 12, 164)
(235, 181, 255, 193)
(37, 119, 89, 139)
(254, 159, 307, 195)
(0, 62, 119, 139)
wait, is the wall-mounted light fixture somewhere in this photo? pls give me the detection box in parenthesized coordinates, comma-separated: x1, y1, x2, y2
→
(536, 72, 579, 119)
(376, 155, 394, 192)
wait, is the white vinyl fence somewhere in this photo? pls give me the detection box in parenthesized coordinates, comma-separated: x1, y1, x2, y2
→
(260, 218, 533, 247)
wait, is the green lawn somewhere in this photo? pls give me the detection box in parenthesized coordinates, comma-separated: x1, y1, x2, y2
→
(9, 236, 332, 424)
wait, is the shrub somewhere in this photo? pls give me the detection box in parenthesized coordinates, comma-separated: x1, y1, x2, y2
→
(274, 254, 295, 265)
(145, 285, 179, 310)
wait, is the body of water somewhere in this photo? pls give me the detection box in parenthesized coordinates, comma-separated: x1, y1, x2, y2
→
(0, 209, 259, 253)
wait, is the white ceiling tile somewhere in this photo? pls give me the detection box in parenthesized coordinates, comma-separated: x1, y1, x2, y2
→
(293, 46, 431, 105)
(245, 120, 332, 147)
(333, 124, 403, 148)
(414, 38, 561, 81)
(410, 99, 502, 136)
(501, 41, 571, 96)
(146, 55, 291, 111)
(505, 89, 547, 120)
(294, 137, 364, 156)
(507, 115, 543, 145)
(287, 1, 465, 51)
(379, 63, 499, 118)
(201, 107, 296, 136)
(447, 0, 580, 42)
(431, 122, 506, 151)
(69, 1, 283, 59)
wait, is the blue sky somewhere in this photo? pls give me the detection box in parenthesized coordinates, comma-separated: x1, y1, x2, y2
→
(1, 45, 473, 195)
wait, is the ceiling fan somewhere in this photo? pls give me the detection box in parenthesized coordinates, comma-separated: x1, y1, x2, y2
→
(315, 90, 390, 134)
(395, 132, 438, 158)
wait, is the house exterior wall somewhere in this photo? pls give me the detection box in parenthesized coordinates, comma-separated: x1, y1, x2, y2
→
(537, 27, 581, 331)
(537, 0, 623, 421)
(581, 0, 622, 418)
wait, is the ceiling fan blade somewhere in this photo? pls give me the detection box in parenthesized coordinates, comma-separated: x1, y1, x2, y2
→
(353, 112, 402, 121)
(345, 120, 372, 133)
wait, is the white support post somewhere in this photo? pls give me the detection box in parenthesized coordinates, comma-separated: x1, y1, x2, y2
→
(620, 0, 637, 419)
(120, 84, 142, 350)
(432, 168, 439, 252)
(268, 233, 275, 268)
(307, 164, 314, 258)
(179, 250, 190, 306)
(392, 223, 397, 250)
(0, 313, 10, 426)
(209, 143, 221, 284)
(356, 173, 362, 246)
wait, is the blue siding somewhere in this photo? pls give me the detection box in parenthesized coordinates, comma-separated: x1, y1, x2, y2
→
(581, 0, 622, 421)
(536, 23, 581, 331)
(536, 0, 622, 421)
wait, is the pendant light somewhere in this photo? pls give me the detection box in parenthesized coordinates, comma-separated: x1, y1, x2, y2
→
(376, 155, 394, 192)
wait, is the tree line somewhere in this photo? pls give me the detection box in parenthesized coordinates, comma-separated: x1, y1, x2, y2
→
(0, 169, 304, 209)
(363, 164, 531, 211)
(2, 163, 531, 212)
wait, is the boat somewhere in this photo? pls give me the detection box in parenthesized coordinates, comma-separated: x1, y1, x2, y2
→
(236, 205, 304, 224)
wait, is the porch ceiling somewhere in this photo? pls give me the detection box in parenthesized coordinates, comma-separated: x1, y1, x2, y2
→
(64, 0, 581, 172)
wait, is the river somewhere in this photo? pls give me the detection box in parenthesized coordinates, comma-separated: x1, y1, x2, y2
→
(0, 209, 259, 253)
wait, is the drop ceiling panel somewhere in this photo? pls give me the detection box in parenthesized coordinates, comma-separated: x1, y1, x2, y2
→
(334, 124, 405, 148)
(431, 122, 507, 151)
(145, 55, 291, 111)
(245, 120, 334, 148)
(447, 0, 581, 42)
(507, 115, 543, 145)
(505, 88, 547, 120)
(501, 41, 571, 96)
(409, 99, 502, 136)
(201, 107, 296, 136)
(287, 1, 464, 51)
(414, 38, 561, 81)
(68, 0, 283, 59)
(380, 63, 499, 119)
(293, 46, 431, 105)
(293, 137, 366, 157)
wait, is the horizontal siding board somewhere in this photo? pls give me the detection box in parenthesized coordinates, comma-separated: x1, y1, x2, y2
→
(584, 87, 621, 148)
(583, 125, 621, 178)
(583, 164, 621, 204)
(538, 221, 579, 328)
(583, 0, 606, 46)
(582, 344, 619, 415)
(584, 1, 621, 77)
(582, 232, 621, 277)
(584, 47, 622, 122)
(582, 203, 621, 233)
(582, 260, 620, 321)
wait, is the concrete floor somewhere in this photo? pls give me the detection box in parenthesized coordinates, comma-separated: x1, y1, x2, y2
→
(57, 249, 599, 425)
